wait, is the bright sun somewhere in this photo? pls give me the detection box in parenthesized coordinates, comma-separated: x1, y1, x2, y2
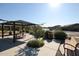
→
(48, 2, 61, 8)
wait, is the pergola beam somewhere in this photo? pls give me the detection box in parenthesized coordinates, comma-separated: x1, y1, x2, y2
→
(22, 23, 24, 37)
(2, 23, 4, 39)
(0, 20, 37, 43)
(13, 22, 16, 43)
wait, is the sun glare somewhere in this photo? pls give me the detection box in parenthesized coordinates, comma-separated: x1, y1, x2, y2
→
(48, 2, 61, 8)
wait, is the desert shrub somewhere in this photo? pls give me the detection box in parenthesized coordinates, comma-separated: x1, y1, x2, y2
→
(34, 29, 45, 38)
(29, 30, 35, 35)
(25, 26, 45, 38)
(31, 26, 45, 38)
(38, 39, 44, 47)
(44, 31, 53, 39)
(54, 31, 67, 41)
(27, 40, 44, 48)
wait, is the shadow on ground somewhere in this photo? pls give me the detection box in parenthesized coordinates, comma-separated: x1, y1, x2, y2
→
(15, 46, 40, 56)
(54, 39, 65, 44)
(45, 39, 53, 43)
(55, 48, 64, 56)
(0, 38, 25, 52)
(55, 44, 64, 56)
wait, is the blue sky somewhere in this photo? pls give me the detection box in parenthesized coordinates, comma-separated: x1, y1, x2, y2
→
(0, 3, 79, 27)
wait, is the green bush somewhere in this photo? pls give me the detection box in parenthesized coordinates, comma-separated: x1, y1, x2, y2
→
(34, 29, 45, 38)
(44, 31, 53, 39)
(29, 30, 35, 35)
(27, 40, 44, 48)
(25, 26, 45, 38)
(32, 26, 45, 38)
(54, 31, 67, 41)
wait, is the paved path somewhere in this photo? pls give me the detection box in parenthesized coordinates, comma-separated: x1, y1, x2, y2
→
(0, 43, 26, 56)
(0, 33, 65, 56)
(0, 33, 34, 56)
(0, 31, 79, 56)
(0, 35, 78, 56)
(0, 39, 60, 56)
(38, 40, 60, 56)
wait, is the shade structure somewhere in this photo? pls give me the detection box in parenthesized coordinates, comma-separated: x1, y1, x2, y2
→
(0, 19, 37, 43)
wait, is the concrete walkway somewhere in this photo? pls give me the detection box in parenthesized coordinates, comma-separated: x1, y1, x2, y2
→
(0, 31, 79, 56)
(0, 43, 26, 56)
(0, 35, 77, 56)
(38, 40, 60, 56)
(0, 33, 34, 56)
(0, 39, 60, 56)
